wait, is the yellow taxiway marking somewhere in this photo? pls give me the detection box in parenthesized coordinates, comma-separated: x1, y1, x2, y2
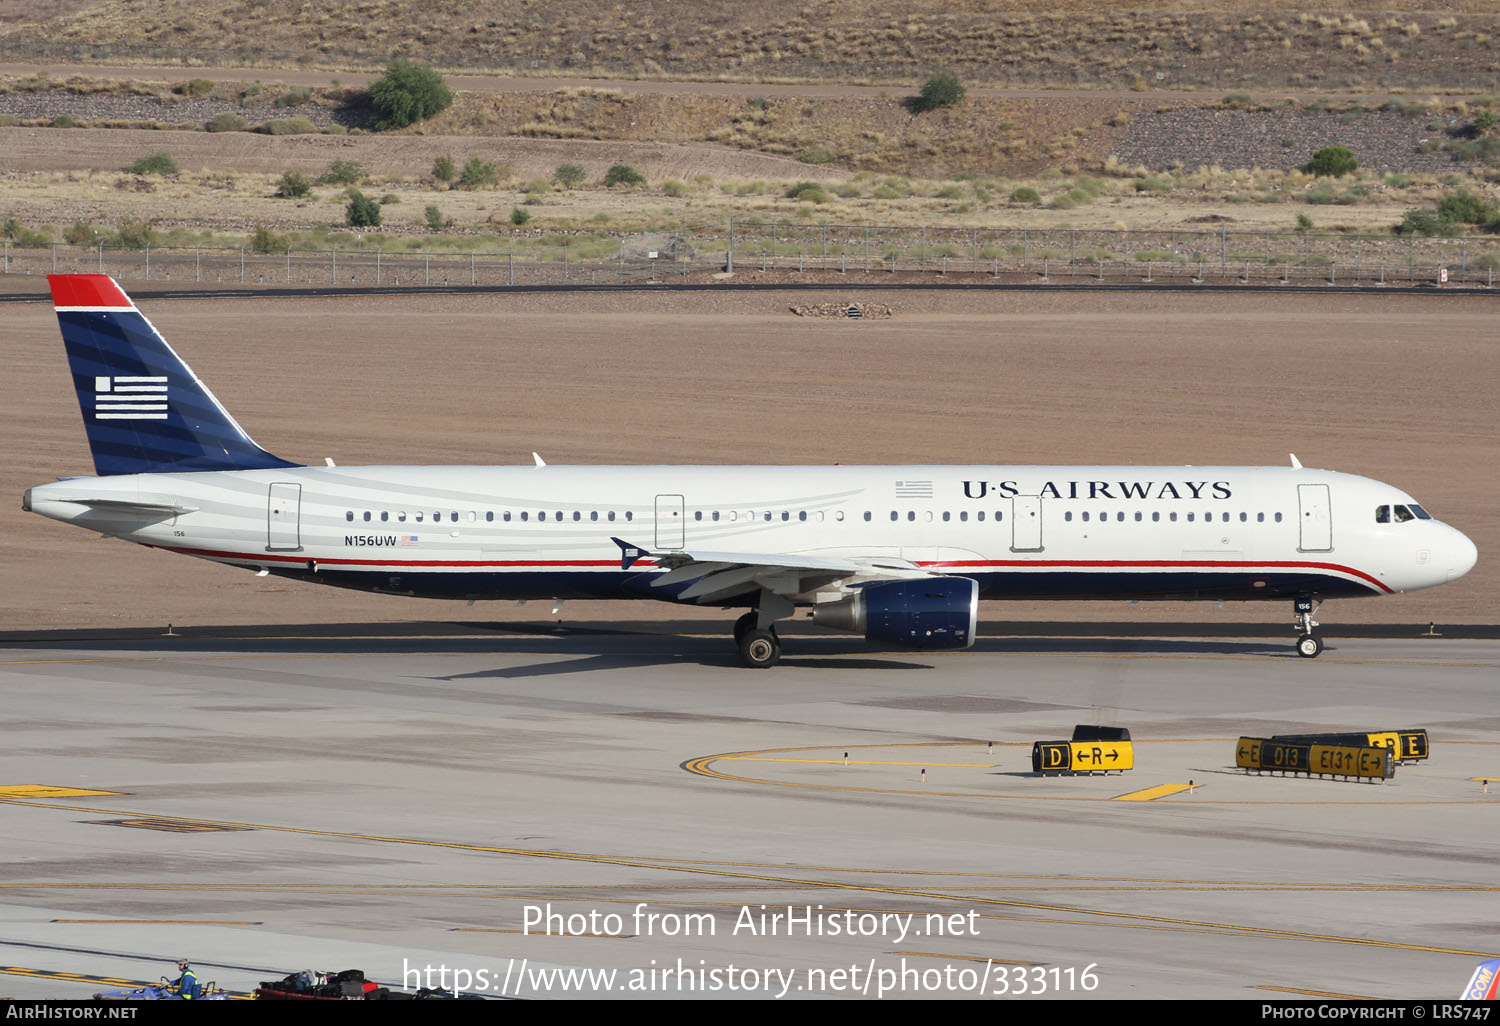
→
(1255, 985, 1378, 999)
(894, 952, 1040, 965)
(450, 928, 632, 939)
(0, 785, 121, 798)
(4, 796, 1500, 962)
(1112, 784, 1199, 801)
(726, 757, 997, 767)
(51, 924, 264, 930)
(684, 742, 1500, 805)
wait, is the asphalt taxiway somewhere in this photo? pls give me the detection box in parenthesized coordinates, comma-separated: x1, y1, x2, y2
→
(1, 627, 1496, 1000)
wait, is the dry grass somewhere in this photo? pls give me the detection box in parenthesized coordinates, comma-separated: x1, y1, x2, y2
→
(3, 1, 1500, 92)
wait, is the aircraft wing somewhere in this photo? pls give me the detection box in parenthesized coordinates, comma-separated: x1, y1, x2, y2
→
(610, 537, 931, 604)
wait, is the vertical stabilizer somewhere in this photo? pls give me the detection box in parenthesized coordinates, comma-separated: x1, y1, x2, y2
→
(48, 274, 300, 476)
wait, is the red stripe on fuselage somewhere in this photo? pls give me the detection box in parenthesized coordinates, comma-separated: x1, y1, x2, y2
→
(149, 545, 1391, 592)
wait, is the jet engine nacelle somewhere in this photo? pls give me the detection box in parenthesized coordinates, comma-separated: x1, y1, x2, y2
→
(812, 576, 978, 650)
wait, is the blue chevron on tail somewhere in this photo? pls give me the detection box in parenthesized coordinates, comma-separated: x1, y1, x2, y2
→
(48, 274, 300, 476)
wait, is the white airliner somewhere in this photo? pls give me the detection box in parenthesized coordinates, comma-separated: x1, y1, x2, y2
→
(23, 275, 1477, 667)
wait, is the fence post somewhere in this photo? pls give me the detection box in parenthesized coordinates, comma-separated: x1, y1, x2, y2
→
(97, 241, 102, 273)
(864, 225, 869, 271)
(376, 248, 381, 285)
(921, 225, 927, 269)
(3, 239, 7, 273)
(619, 241, 624, 281)
(196, 246, 200, 281)
(1070, 228, 1076, 267)
(972, 228, 978, 273)
(426, 250, 431, 285)
(1409, 235, 1415, 282)
(1123, 229, 1129, 267)
(145, 243, 150, 279)
(52, 242, 57, 273)
(1042, 256, 1048, 280)
(472, 250, 476, 286)
(1220, 227, 1226, 274)
(822, 224, 827, 269)
(286, 248, 291, 282)
(240, 247, 245, 283)
(771, 222, 777, 268)
(563, 240, 569, 281)
(727, 216, 734, 273)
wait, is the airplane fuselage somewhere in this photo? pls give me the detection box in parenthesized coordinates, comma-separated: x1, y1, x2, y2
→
(25, 464, 1475, 605)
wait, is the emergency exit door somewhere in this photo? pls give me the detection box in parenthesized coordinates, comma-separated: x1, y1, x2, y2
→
(267, 482, 302, 551)
(1011, 495, 1043, 552)
(1297, 483, 1332, 551)
(655, 493, 685, 550)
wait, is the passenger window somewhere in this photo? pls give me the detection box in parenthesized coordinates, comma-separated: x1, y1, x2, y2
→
(433, 511, 441, 522)
(694, 511, 702, 521)
(398, 512, 407, 522)
(467, 511, 476, 522)
(1187, 513, 1195, 522)
(625, 511, 633, 521)
(362, 511, 371, 522)
(485, 511, 493, 522)
(864, 511, 871, 521)
(591, 511, 598, 521)
(890, 511, 898, 521)
(764, 512, 772, 522)
(1082, 512, 1090, 522)
(1116, 512, 1124, 522)
(781, 511, 789, 521)
(942, 511, 950, 522)
(977, 511, 985, 521)
(1152, 512, 1160, 522)
(520, 512, 528, 521)
(996, 511, 1004, 522)
(712, 511, 719, 522)
(1239, 512, 1247, 522)
(503, 511, 511, 522)
(729, 511, 737, 522)
(573, 511, 580, 522)
(345, 511, 354, 521)
(799, 511, 807, 522)
(380, 512, 389, 522)
(538, 512, 546, 522)
(1135, 512, 1142, 522)
(415, 511, 424, 522)
(608, 511, 616, 521)
(834, 510, 844, 522)
(1065, 511, 1073, 522)
(1257, 512, 1264, 522)
(1275, 512, 1283, 523)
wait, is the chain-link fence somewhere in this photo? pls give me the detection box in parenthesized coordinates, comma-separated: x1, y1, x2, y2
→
(4, 223, 1498, 289)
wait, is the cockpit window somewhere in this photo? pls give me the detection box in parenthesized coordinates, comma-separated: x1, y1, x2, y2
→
(1375, 505, 1390, 523)
(1409, 503, 1432, 520)
(1393, 504, 1415, 523)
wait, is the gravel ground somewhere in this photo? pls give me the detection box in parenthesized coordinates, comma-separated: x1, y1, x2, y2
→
(0, 90, 353, 128)
(1112, 107, 1485, 174)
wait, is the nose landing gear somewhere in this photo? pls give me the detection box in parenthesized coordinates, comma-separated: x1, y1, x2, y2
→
(1294, 598, 1323, 658)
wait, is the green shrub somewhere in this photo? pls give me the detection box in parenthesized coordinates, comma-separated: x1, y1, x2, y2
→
(424, 204, 446, 231)
(274, 86, 313, 108)
(1295, 213, 1314, 231)
(260, 116, 316, 135)
(1474, 111, 1497, 136)
(1474, 252, 1500, 271)
(799, 144, 836, 164)
(604, 164, 646, 188)
(205, 112, 247, 133)
(127, 152, 178, 175)
(509, 206, 531, 226)
(784, 181, 829, 203)
(554, 162, 585, 189)
(369, 59, 453, 130)
(275, 171, 312, 198)
(1009, 186, 1041, 204)
(115, 219, 158, 249)
(915, 72, 965, 112)
(250, 223, 287, 253)
(432, 154, 456, 185)
(523, 178, 552, 195)
(379, 193, 399, 205)
(1395, 208, 1455, 236)
(1223, 91, 1253, 108)
(1306, 145, 1357, 176)
(50, 115, 76, 128)
(345, 189, 381, 228)
(319, 159, 365, 185)
(662, 179, 688, 197)
(1435, 189, 1500, 224)
(458, 157, 498, 190)
(173, 78, 216, 97)
(64, 221, 97, 245)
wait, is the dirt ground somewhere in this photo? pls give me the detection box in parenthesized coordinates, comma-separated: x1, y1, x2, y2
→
(2, 287, 1494, 633)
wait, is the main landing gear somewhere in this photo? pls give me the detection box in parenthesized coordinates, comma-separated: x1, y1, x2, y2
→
(732, 594, 793, 668)
(1294, 598, 1323, 658)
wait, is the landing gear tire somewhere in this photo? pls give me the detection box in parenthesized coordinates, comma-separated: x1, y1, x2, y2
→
(1296, 634, 1323, 658)
(739, 628, 781, 669)
(733, 611, 758, 643)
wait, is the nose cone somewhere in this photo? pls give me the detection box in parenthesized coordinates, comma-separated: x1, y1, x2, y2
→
(1448, 527, 1478, 582)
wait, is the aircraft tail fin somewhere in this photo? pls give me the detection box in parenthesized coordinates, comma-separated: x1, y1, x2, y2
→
(48, 274, 300, 476)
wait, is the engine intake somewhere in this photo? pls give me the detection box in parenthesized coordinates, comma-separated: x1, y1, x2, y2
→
(812, 576, 978, 650)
